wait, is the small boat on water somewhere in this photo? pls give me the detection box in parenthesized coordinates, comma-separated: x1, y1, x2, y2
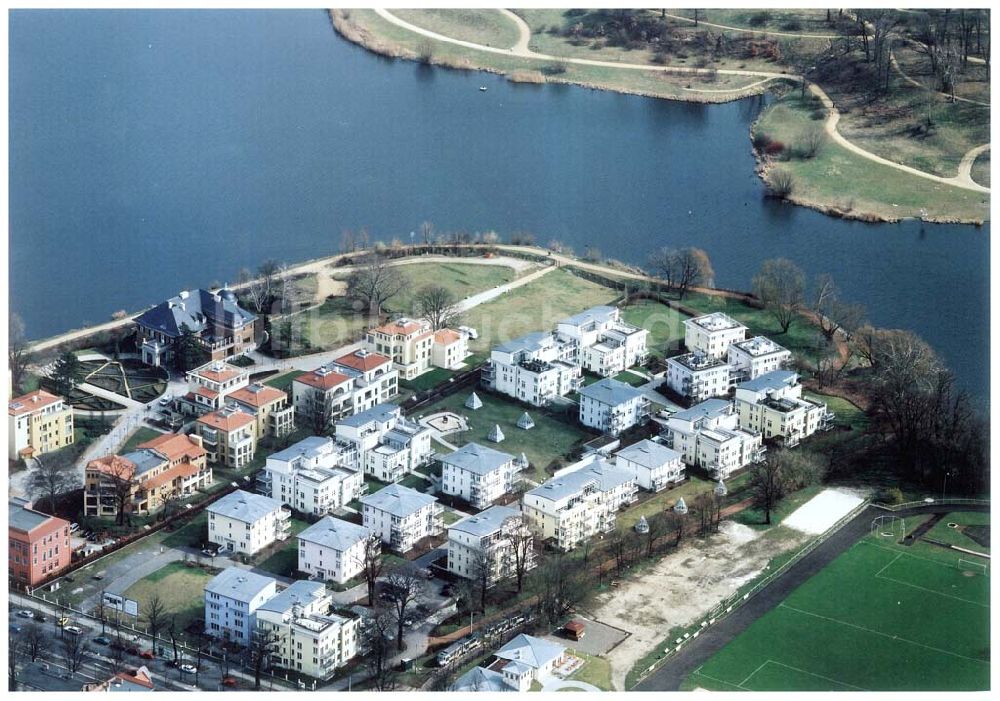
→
(479, 86, 488, 92)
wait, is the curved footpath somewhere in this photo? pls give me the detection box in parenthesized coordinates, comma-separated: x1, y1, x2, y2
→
(371, 9, 989, 195)
(634, 501, 990, 691)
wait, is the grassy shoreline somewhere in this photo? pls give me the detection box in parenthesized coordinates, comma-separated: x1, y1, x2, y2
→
(330, 8, 989, 226)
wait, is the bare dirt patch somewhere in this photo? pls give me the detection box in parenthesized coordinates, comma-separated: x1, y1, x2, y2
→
(586, 521, 808, 690)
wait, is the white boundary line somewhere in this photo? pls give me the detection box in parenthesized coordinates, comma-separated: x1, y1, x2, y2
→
(778, 603, 989, 666)
(737, 661, 769, 688)
(874, 552, 902, 578)
(689, 668, 747, 691)
(874, 571, 990, 609)
(761, 660, 868, 691)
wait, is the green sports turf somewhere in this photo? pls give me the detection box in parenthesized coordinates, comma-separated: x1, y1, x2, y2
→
(684, 514, 990, 692)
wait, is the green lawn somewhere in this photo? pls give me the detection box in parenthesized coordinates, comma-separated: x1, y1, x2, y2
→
(119, 427, 166, 453)
(681, 292, 825, 363)
(458, 268, 620, 355)
(263, 370, 305, 391)
(441, 509, 463, 526)
(617, 476, 714, 532)
(567, 649, 613, 690)
(612, 370, 650, 387)
(254, 518, 312, 577)
(161, 512, 208, 549)
(755, 92, 989, 223)
(683, 524, 990, 691)
(400, 367, 456, 393)
(803, 392, 867, 431)
(393, 9, 523, 50)
(124, 561, 215, 636)
(619, 300, 687, 357)
(411, 389, 593, 483)
(733, 483, 826, 530)
(924, 512, 990, 553)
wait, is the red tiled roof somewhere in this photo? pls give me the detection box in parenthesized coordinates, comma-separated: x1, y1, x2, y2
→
(191, 363, 244, 383)
(9, 389, 64, 416)
(229, 384, 286, 408)
(295, 368, 352, 391)
(333, 350, 391, 373)
(86, 454, 137, 480)
(373, 319, 427, 336)
(142, 461, 202, 491)
(191, 385, 220, 400)
(434, 329, 462, 345)
(139, 433, 207, 463)
(197, 408, 254, 432)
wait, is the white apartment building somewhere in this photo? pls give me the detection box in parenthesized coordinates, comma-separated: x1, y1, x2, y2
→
(452, 635, 567, 693)
(292, 350, 399, 431)
(578, 378, 650, 435)
(482, 332, 581, 407)
(432, 329, 469, 370)
(207, 489, 290, 555)
(334, 403, 432, 483)
(255, 580, 361, 679)
(258, 436, 363, 516)
(663, 398, 765, 480)
(522, 456, 637, 551)
(683, 312, 748, 360)
(178, 361, 251, 416)
(363, 317, 434, 380)
(664, 352, 733, 402)
(447, 505, 534, 584)
(728, 336, 792, 382)
(734, 371, 833, 447)
(614, 439, 685, 492)
(441, 442, 521, 509)
(297, 516, 373, 584)
(204, 568, 277, 646)
(555, 306, 649, 377)
(360, 483, 443, 553)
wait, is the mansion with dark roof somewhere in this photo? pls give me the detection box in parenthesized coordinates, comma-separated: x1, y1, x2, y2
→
(134, 288, 258, 367)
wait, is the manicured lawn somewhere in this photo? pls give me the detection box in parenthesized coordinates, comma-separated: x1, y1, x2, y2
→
(393, 9, 523, 48)
(120, 427, 166, 453)
(617, 476, 714, 532)
(613, 370, 650, 387)
(254, 518, 311, 577)
(411, 389, 593, 483)
(160, 512, 208, 549)
(399, 473, 431, 492)
(263, 370, 305, 391)
(924, 511, 990, 553)
(567, 649, 613, 690)
(124, 561, 215, 635)
(400, 367, 455, 393)
(804, 392, 867, 431)
(683, 528, 990, 691)
(441, 509, 463, 526)
(620, 300, 687, 358)
(458, 268, 620, 356)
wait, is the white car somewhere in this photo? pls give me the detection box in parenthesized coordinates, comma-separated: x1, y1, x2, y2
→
(16, 610, 34, 619)
(64, 625, 84, 636)
(158, 395, 173, 406)
(459, 326, 478, 340)
(179, 663, 197, 674)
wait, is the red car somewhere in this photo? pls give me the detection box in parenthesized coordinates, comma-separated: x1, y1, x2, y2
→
(222, 677, 238, 688)
(139, 650, 155, 660)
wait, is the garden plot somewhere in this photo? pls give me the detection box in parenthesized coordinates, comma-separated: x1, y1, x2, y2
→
(82, 360, 168, 403)
(782, 489, 864, 536)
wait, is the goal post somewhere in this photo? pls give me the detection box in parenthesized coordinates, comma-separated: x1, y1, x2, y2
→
(870, 515, 906, 540)
(958, 558, 989, 576)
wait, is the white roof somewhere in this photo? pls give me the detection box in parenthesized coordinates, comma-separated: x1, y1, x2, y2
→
(495, 634, 565, 670)
(615, 439, 681, 469)
(297, 516, 370, 552)
(207, 490, 282, 523)
(360, 483, 437, 518)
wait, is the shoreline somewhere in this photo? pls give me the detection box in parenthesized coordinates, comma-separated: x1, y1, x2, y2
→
(330, 9, 988, 227)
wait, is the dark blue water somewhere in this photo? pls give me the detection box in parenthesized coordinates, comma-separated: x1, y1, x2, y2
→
(9, 10, 989, 400)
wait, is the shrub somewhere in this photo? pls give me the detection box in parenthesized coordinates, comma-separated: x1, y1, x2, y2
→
(877, 486, 905, 505)
(541, 62, 568, 76)
(781, 19, 803, 31)
(769, 169, 795, 198)
(752, 132, 772, 150)
(416, 40, 434, 64)
(748, 11, 769, 27)
(651, 51, 668, 65)
(763, 140, 786, 155)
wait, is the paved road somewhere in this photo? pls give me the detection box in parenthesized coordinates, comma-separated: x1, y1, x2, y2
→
(634, 502, 990, 690)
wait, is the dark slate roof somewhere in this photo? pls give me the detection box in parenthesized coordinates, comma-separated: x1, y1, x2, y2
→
(134, 289, 255, 339)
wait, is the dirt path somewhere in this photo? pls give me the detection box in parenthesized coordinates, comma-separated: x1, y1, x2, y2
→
(957, 144, 991, 189)
(373, 9, 989, 196)
(500, 9, 531, 55)
(590, 522, 809, 690)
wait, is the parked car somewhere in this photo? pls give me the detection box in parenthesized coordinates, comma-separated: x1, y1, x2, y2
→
(201, 547, 219, 557)
(93, 636, 112, 646)
(179, 663, 197, 674)
(69, 523, 80, 533)
(139, 650, 155, 660)
(64, 626, 84, 636)
(16, 610, 34, 619)
(221, 677, 238, 688)
(159, 395, 173, 406)
(56, 617, 69, 627)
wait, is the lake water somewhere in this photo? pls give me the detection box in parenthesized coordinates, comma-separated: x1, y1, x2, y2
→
(8, 10, 989, 399)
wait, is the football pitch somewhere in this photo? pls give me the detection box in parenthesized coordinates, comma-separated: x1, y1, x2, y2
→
(683, 512, 990, 692)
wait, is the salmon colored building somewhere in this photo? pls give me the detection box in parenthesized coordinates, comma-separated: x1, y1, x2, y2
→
(9, 497, 72, 587)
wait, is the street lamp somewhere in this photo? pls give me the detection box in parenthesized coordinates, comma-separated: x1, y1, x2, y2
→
(942, 471, 952, 501)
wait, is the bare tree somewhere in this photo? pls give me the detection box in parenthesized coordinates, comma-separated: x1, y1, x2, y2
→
(9, 313, 31, 395)
(360, 533, 383, 605)
(647, 247, 679, 289)
(28, 451, 75, 515)
(752, 258, 806, 333)
(166, 615, 181, 666)
(812, 274, 865, 341)
(413, 285, 461, 330)
(800, 126, 826, 158)
(419, 221, 434, 244)
(383, 563, 423, 651)
(469, 547, 497, 613)
(345, 255, 408, 320)
(666, 509, 687, 548)
(532, 552, 586, 625)
(645, 511, 668, 557)
(144, 593, 166, 647)
(365, 605, 398, 691)
(23, 623, 48, 662)
(9, 638, 22, 692)
(749, 453, 787, 525)
(509, 525, 535, 593)
(247, 627, 279, 690)
(674, 248, 714, 299)
(103, 459, 139, 526)
(60, 634, 90, 673)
